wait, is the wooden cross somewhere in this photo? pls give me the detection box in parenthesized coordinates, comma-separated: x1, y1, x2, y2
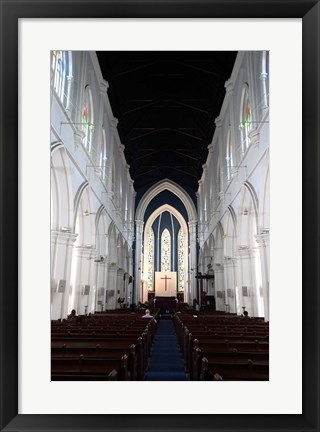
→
(161, 275, 171, 291)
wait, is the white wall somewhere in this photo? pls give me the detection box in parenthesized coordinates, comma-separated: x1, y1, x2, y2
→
(50, 51, 135, 319)
(197, 51, 269, 320)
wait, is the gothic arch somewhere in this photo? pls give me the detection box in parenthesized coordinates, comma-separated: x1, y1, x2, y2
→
(135, 179, 197, 223)
(143, 204, 189, 294)
(51, 142, 74, 230)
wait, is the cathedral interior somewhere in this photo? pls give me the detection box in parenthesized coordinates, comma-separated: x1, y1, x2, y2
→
(50, 50, 269, 381)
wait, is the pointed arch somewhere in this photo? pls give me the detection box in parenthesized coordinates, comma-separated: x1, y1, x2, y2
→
(73, 181, 89, 231)
(240, 83, 252, 152)
(82, 85, 94, 152)
(51, 143, 74, 230)
(161, 228, 171, 272)
(135, 179, 197, 223)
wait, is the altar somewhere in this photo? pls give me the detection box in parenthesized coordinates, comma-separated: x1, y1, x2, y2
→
(155, 272, 177, 297)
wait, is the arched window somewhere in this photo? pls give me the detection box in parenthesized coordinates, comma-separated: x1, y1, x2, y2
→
(226, 128, 233, 181)
(51, 51, 72, 108)
(261, 51, 269, 108)
(82, 85, 94, 152)
(239, 85, 252, 152)
(178, 228, 185, 291)
(161, 228, 171, 272)
(99, 128, 107, 180)
(147, 229, 155, 291)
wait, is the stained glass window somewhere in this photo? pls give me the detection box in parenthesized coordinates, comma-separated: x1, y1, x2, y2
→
(178, 228, 185, 291)
(51, 51, 65, 101)
(161, 228, 171, 272)
(99, 128, 107, 180)
(147, 229, 154, 291)
(239, 87, 251, 152)
(51, 51, 72, 108)
(83, 85, 94, 152)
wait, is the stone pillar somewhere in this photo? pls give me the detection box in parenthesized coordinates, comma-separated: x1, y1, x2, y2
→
(225, 79, 238, 178)
(134, 219, 144, 305)
(223, 257, 238, 314)
(95, 260, 107, 312)
(255, 230, 270, 321)
(214, 264, 224, 311)
(106, 263, 118, 310)
(116, 269, 125, 309)
(188, 220, 198, 304)
(51, 230, 78, 320)
(65, 74, 74, 113)
(215, 116, 225, 191)
(70, 245, 98, 316)
(234, 246, 263, 318)
(123, 272, 130, 308)
(107, 117, 119, 199)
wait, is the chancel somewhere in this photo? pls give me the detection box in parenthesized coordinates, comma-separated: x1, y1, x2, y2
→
(51, 51, 269, 381)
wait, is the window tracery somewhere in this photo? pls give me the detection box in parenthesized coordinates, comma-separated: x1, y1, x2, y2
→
(161, 228, 171, 272)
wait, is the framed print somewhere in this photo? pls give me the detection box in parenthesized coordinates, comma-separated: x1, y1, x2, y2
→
(1, 1, 319, 431)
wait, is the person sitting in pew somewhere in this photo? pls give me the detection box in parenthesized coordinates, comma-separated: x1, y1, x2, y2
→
(67, 309, 77, 321)
(142, 309, 153, 318)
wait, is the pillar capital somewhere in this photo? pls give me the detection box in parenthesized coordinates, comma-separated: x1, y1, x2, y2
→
(100, 79, 109, 95)
(249, 129, 260, 148)
(255, 230, 270, 246)
(51, 230, 78, 246)
(208, 143, 214, 153)
(107, 262, 119, 272)
(110, 117, 119, 130)
(74, 245, 97, 258)
(135, 219, 144, 230)
(224, 79, 234, 94)
(214, 263, 224, 272)
(188, 220, 198, 229)
(215, 116, 223, 128)
(74, 129, 85, 148)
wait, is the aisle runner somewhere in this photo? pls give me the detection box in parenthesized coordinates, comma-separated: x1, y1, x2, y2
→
(145, 318, 186, 381)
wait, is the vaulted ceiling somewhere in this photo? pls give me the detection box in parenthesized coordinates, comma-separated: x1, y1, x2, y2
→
(97, 51, 237, 200)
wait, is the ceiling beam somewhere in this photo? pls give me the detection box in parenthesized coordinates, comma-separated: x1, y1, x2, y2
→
(128, 127, 204, 142)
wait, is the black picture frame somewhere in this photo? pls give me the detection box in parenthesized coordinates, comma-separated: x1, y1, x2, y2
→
(1, 1, 319, 431)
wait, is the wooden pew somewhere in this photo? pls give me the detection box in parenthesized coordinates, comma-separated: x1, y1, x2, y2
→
(51, 343, 138, 380)
(192, 347, 269, 380)
(200, 356, 269, 381)
(51, 354, 129, 381)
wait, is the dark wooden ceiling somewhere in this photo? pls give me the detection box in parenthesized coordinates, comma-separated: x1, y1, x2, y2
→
(97, 51, 237, 198)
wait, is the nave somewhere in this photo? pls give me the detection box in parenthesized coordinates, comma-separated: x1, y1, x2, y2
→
(51, 50, 270, 382)
(51, 306, 269, 381)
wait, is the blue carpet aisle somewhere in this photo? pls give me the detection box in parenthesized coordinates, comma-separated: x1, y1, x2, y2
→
(145, 318, 187, 381)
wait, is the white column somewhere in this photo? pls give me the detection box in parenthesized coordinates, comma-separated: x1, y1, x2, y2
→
(215, 116, 225, 192)
(51, 230, 78, 320)
(116, 269, 125, 309)
(134, 219, 144, 305)
(234, 246, 263, 318)
(106, 117, 118, 200)
(188, 220, 198, 304)
(70, 246, 98, 316)
(214, 264, 224, 311)
(223, 258, 238, 313)
(255, 231, 270, 321)
(106, 264, 118, 310)
(95, 260, 107, 312)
